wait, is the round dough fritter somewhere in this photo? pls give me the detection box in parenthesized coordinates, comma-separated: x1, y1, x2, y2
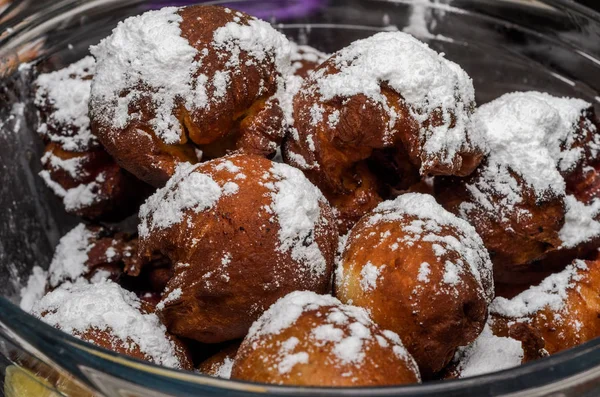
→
(45, 223, 140, 290)
(34, 56, 149, 220)
(32, 279, 193, 370)
(436, 92, 600, 279)
(283, 31, 485, 233)
(90, 5, 291, 187)
(336, 193, 494, 377)
(490, 257, 600, 355)
(231, 291, 420, 386)
(138, 154, 338, 343)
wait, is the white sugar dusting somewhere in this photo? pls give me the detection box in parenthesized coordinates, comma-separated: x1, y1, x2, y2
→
(47, 224, 97, 288)
(156, 287, 182, 311)
(466, 92, 593, 216)
(312, 31, 480, 170)
(212, 17, 291, 99)
(245, 291, 419, 377)
(91, 7, 291, 144)
(214, 357, 234, 379)
(34, 56, 96, 151)
(490, 260, 588, 319)
(31, 280, 185, 368)
(39, 170, 106, 212)
(90, 7, 199, 144)
(139, 162, 222, 237)
(559, 195, 600, 248)
(360, 262, 385, 292)
(455, 323, 523, 378)
(19, 266, 48, 312)
(417, 262, 431, 283)
(367, 193, 494, 301)
(267, 162, 328, 279)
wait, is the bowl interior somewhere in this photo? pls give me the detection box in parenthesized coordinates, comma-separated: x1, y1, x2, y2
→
(1, 0, 600, 396)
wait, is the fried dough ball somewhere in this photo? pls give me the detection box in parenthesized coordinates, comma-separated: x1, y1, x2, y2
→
(90, 5, 291, 187)
(283, 32, 485, 233)
(231, 291, 420, 386)
(335, 193, 494, 377)
(436, 92, 600, 279)
(197, 342, 239, 379)
(138, 154, 338, 343)
(45, 223, 140, 290)
(489, 257, 600, 355)
(34, 56, 150, 220)
(31, 279, 193, 370)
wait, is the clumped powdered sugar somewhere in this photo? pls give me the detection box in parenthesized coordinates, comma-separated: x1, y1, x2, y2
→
(367, 193, 494, 301)
(246, 291, 419, 376)
(267, 163, 328, 279)
(559, 195, 600, 248)
(91, 6, 291, 145)
(214, 357, 234, 379)
(310, 31, 480, 169)
(90, 7, 199, 144)
(213, 17, 291, 84)
(39, 170, 106, 212)
(490, 260, 588, 319)
(19, 266, 48, 312)
(138, 163, 222, 237)
(47, 223, 97, 288)
(34, 56, 96, 151)
(465, 92, 595, 216)
(454, 323, 523, 378)
(360, 262, 385, 292)
(31, 279, 184, 368)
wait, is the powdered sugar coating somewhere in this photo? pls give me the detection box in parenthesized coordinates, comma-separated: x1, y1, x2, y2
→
(466, 92, 594, 211)
(267, 162, 329, 278)
(454, 323, 523, 378)
(312, 31, 480, 170)
(46, 224, 97, 288)
(559, 195, 600, 248)
(34, 56, 96, 151)
(214, 357, 234, 379)
(366, 193, 494, 301)
(138, 162, 222, 237)
(90, 7, 200, 144)
(244, 291, 419, 376)
(490, 260, 589, 319)
(39, 170, 107, 213)
(90, 6, 291, 145)
(31, 280, 185, 369)
(19, 266, 48, 312)
(212, 18, 291, 99)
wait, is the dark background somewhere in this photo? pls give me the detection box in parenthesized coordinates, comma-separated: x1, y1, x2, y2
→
(577, 0, 599, 11)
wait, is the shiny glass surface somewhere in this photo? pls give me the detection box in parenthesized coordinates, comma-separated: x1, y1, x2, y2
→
(1, 0, 600, 395)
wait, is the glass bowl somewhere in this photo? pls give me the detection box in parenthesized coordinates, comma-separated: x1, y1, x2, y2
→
(1, 0, 600, 396)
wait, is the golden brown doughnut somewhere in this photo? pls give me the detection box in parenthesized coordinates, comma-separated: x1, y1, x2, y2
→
(34, 56, 150, 220)
(231, 291, 420, 386)
(489, 257, 600, 355)
(32, 279, 193, 370)
(138, 154, 338, 343)
(335, 193, 493, 377)
(436, 92, 600, 279)
(90, 5, 291, 187)
(283, 32, 485, 233)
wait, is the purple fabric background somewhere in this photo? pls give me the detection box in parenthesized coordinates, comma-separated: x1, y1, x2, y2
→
(148, 0, 326, 20)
